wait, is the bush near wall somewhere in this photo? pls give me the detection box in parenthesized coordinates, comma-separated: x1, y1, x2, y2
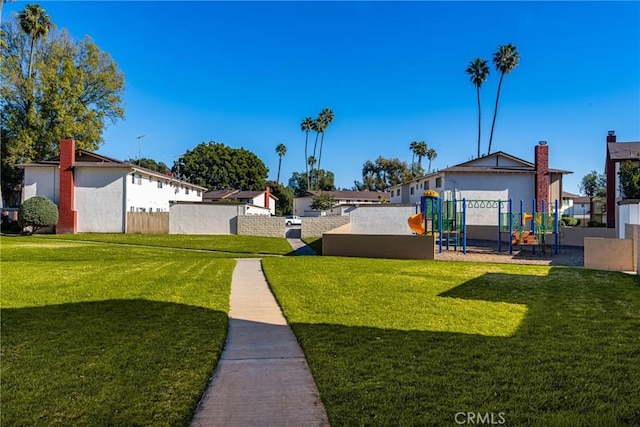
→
(18, 196, 58, 234)
(560, 217, 580, 227)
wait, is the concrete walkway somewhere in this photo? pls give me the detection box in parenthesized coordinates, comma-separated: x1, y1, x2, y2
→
(287, 238, 317, 256)
(190, 258, 329, 427)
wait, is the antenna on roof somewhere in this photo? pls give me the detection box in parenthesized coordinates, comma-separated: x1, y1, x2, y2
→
(136, 135, 146, 162)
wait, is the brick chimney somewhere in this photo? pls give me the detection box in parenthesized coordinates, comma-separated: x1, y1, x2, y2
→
(606, 130, 616, 228)
(264, 186, 271, 211)
(534, 141, 549, 211)
(57, 139, 77, 234)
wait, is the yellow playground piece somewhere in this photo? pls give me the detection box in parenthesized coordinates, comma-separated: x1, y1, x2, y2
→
(408, 213, 425, 234)
(522, 212, 533, 226)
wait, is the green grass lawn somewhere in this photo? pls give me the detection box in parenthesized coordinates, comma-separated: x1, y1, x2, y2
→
(41, 233, 293, 256)
(1, 236, 235, 426)
(262, 257, 640, 426)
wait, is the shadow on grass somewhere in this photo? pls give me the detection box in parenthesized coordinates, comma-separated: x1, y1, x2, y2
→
(289, 267, 640, 426)
(1, 299, 227, 426)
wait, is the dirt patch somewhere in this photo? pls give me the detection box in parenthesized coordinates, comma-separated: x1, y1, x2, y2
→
(433, 240, 583, 267)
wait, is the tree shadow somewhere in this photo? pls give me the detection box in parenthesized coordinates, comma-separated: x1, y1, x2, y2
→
(288, 267, 640, 426)
(1, 299, 227, 426)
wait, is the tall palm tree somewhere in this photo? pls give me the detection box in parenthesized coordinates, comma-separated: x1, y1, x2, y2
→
(307, 155, 317, 190)
(300, 117, 314, 191)
(415, 141, 428, 170)
(311, 116, 326, 181)
(317, 107, 334, 173)
(488, 43, 520, 155)
(409, 141, 418, 170)
(466, 58, 490, 158)
(18, 3, 52, 79)
(426, 148, 437, 173)
(275, 143, 286, 184)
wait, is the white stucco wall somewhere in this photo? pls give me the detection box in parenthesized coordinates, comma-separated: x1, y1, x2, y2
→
(22, 167, 59, 204)
(170, 203, 242, 234)
(618, 202, 640, 239)
(350, 205, 418, 235)
(75, 168, 127, 233)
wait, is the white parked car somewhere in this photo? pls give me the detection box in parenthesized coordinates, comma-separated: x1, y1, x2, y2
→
(285, 215, 302, 226)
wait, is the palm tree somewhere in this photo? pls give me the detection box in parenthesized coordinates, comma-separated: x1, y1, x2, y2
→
(426, 148, 437, 173)
(409, 141, 418, 170)
(488, 43, 520, 155)
(466, 58, 490, 158)
(307, 155, 317, 190)
(311, 116, 326, 181)
(18, 3, 52, 79)
(300, 117, 314, 191)
(415, 141, 428, 169)
(317, 107, 334, 173)
(275, 143, 286, 184)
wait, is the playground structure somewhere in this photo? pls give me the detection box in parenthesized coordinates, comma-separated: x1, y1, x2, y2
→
(408, 191, 560, 255)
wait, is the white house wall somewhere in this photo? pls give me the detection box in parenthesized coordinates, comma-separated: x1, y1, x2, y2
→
(126, 173, 202, 213)
(75, 168, 127, 232)
(23, 167, 59, 204)
(470, 155, 528, 168)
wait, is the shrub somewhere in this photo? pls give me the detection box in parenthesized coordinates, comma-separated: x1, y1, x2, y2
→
(561, 217, 580, 227)
(18, 196, 59, 234)
(587, 220, 606, 228)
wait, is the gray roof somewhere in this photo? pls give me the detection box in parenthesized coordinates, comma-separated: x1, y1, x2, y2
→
(608, 142, 640, 161)
(306, 190, 390, 201)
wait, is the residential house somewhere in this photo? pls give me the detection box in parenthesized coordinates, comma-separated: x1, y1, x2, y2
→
(605, 130, 640, 229)
(19, 139, 206, 233)
(561, 191, 579, 217)
(203, 188, 277, 215)
(388, 142, 571, 225)
(294, 190, 389, 216)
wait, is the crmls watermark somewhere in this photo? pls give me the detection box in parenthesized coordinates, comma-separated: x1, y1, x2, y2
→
(454, 412, 506, 425)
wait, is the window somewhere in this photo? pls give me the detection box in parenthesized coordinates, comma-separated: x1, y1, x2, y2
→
(157, 181, 163, 189)
(425, 180, 429, 189)
(131, 174, 141, 185)
(435, 177, 442, 188)
(130, 206, 135, 212)
(156, 208, 162, 212)
(185, 187, 190, 195)
(396, 189, 400, 196)
(410, 187, 414, 195)
(196, 190, 201, 197)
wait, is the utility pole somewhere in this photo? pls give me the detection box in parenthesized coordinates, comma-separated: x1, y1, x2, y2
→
(136, 135, 146, 162)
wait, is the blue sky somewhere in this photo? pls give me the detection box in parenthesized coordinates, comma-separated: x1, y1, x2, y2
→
(5, 1, 640, 194)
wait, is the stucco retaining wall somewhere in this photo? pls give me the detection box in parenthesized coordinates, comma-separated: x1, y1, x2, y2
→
(237, 215, 286, 237)
(350, 205, 417, 235)
(323, 234, 434, 260)
(302, 216, 350, 239)
(170, 203, 240, 234)
(584, 237, 634, 272)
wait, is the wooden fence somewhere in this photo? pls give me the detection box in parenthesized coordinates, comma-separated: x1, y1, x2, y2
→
(126, 212, 169, 234)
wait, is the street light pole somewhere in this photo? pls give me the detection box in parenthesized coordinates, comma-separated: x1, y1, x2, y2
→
(136, 135, 146, 162)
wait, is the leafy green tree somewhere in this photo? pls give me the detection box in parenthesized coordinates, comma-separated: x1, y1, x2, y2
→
(618, 161, 640, 199)
(356, 156, 413, 191)
(173, 142, 268, 191)
(488, 43, 520, 155)
(310, 193, 337, 211)
(580, 170, 606, 222)
(426, 148, 437, 173)
(275, 143, 286, 184)
(267, 181, 294, 215)
(466, 57, 490, 158)
(126, 158, 169, 174)
(1, 15, 125, 205)
(18, 195, 58, 234)
(288, 169, 335, 197)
